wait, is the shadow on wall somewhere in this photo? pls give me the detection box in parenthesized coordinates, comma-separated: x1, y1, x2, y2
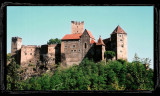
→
(81, 44, 104, 63)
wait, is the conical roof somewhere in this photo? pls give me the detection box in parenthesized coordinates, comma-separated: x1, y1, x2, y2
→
(111, 25, 127, 35)
(96, 36, 105, 45)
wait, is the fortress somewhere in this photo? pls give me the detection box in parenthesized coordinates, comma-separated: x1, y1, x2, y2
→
(11, 21, 127, 68)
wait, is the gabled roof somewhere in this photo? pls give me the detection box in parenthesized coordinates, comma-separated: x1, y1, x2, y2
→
(111, 25, 127, 35)
(61, 33, 82, 40)
(90, 39, 96, 44)
(84, 29, 95, 39)
(62, 29, 95, 40)
(96, 36, 105, 45)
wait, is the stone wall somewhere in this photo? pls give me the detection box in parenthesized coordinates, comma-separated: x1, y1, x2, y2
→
(116, 34, 127, 60)
(11, 37, 22, 64)
(71, 21, 84, 34)
(80, 30, 92, 60)
(20, 45, 40, 67)
(61, 40, 82, 66)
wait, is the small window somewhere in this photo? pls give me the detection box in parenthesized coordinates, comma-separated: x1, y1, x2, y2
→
(65, 45, 67, 48)
(25, 53, 27, 55)
(31, 49, 32, 51)
(121, 45, 124, 47)
(77, 26, 78, 28)
(120, 50, 122, 53)
(71, 50, 73, 52)
(30, 53, 32, 55)
(79, 50, 80, 52)
(120, 39, 123, 41)
(74, 50, 76, 52)
(119, 35, 121, 37)
(73, 45, 76, 48)
(85, 43, 87, 49)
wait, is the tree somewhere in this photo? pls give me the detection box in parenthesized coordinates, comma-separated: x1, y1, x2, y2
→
(47, 38, 61, 45)
(7, 58, 21, 90)
(7, 53, 11, 61)
(133, 53, 140, 62)
(104, 51, 116, 60)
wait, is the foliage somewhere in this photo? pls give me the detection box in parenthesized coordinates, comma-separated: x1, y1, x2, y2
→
(7, 58, 23, 90)
(7, 53, 11, 61)
(47, 38, 61, 45)
(17, 57, 153, 91)
(104, 51, 115, 60)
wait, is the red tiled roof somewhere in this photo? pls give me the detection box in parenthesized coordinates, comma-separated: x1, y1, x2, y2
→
(61, 33, 82, 40)
(96, 36, 105, 45)
(111, 25, 127, 34)
(85, 29, 95, 39)
(90, 39, 96, 44)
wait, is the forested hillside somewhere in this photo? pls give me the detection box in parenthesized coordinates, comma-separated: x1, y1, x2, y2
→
(7, 57, 154, 90)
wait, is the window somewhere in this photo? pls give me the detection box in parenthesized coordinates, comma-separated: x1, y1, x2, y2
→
(71, 50, 73, 52)
(85, 43, 87, 49)
(121, 45, 124, 47)
(120, 39, 123, 41)
(65, 45, 67, 48)
(25, 53, 27, 55)
(79, 49, 81, 52)
(73, 45, 75, 48)
(120, 50, 122, 53)
(74, 50, 76, 52)
(77, 26, 78, 28)
(31, 49, 32, 51)
(30, 53, 32, 55)
(119, 35, 121, 37)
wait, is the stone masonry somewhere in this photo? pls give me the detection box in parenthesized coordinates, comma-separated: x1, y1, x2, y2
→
(11, 21, 127, 67)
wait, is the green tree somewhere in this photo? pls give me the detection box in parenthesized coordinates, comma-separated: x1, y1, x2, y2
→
(104, 51, 115, 60)
(7, 58, 21, 90)
(47, 38, 61, 45)
(7, 53, 11, 61)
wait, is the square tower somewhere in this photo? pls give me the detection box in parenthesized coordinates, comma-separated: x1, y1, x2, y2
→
(11, 37, 22, 64)
(111, 25, 127, 60)
(11, 37, 22, 56)
(71, 21, 84, 34)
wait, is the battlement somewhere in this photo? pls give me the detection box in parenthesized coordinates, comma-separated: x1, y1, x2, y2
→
(12, 37, 22, 42)
(12, 37, 22, 40)
(71, 21, 84, 34)
(71, 21, 84, 25)
(21, 45, 41, 48)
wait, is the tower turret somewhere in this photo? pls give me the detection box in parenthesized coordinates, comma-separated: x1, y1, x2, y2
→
(11, 37, 22, 64)
(71, 21, 84, 34)
(110, 25, 127, 60)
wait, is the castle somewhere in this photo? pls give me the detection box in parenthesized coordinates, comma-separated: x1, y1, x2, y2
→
(11, 21, 127, 68)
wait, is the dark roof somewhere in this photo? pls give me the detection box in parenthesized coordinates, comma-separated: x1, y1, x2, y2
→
(111, 25, 127, 35)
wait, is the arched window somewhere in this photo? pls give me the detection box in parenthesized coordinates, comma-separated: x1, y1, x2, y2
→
(85, 43, 87, 49)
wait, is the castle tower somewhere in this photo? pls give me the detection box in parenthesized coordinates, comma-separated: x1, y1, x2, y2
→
(96, 36, 105, 61)
(71, 21, 84, 34)
(11, 37, 22, 64)
(110, 25, 127, 60)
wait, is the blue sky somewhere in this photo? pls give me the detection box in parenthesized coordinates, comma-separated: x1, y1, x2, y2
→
(7, 6, 153, 69)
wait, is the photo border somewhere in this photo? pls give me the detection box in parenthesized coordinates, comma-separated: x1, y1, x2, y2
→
(0, 1, 159, 95)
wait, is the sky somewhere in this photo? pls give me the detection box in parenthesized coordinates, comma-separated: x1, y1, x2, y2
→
(7, 6, 153, 69)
